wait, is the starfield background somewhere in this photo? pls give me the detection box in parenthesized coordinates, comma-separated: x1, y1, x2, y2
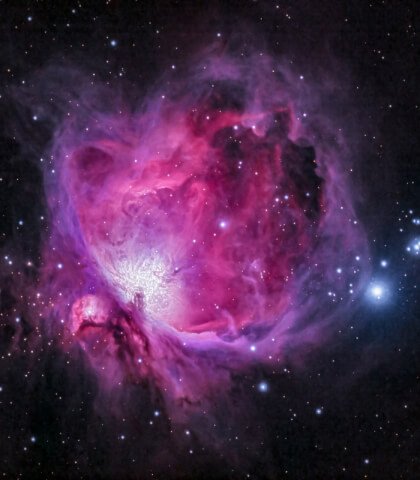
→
(0, 1, 419, 479)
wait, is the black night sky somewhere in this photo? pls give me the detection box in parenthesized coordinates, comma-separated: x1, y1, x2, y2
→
(0, 1, 419, 479)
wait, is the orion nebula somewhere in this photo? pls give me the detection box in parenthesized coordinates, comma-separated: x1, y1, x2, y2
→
(35, 49, 368, 417)
(2, 3, 418, 478)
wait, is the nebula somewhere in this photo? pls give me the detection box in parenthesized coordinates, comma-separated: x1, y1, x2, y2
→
(35, 49, 368, 416)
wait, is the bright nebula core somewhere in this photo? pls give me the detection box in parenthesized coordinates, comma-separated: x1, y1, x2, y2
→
(38, 50, 368, 416)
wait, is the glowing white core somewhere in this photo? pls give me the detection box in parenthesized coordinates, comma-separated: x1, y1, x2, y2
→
(110, 251, 179, 322)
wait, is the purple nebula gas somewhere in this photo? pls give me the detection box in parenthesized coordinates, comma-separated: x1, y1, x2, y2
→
(32, 49, 368, 418)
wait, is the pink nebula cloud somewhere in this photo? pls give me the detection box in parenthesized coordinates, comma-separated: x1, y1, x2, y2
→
(38, 49, 369, 416)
